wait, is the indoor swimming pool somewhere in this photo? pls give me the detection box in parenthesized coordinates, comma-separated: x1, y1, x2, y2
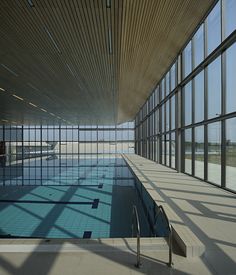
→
(0, 156, 153, 238)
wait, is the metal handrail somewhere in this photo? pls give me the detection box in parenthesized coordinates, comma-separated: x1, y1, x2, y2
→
(132, 205, 141, 268)
(155, 205, 173, 267)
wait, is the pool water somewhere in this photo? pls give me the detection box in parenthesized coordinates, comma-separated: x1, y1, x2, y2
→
(0, 156, 151, 238)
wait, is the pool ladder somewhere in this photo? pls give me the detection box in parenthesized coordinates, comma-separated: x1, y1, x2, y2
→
(131, 204, 173, 268)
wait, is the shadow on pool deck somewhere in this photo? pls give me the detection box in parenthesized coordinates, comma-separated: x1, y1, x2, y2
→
(0, 238, 190, 275)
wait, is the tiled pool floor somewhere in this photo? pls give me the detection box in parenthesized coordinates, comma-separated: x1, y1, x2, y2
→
(0, 158, 151, 238)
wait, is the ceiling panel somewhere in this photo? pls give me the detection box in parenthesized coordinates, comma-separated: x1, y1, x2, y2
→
(0, 0, 215, 125)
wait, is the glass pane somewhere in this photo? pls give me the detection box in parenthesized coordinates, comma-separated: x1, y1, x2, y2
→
(155, 86, 160, 105)
(161, 79, 165, 101)
(195, 126, 204, 179)
(225, 43, 236, 114)
(184, 81, 192, 126)
(155, 110, 159, 134)
(223, 0, 236, 38)
(208, 122, 221, 185)
(0, 126, 3, 142)
(206, 2, 221, 55)
(185, 129, 192, 174)
(207, 57, 221, 119)
(171, 132, 176, 169)
(193, 24, 204, 68)
(161, 136, 165, 164)
(171, 63, 176, 91)
(161, 104, 165, 133)
(23, 128, 30, 141)
(66, 129, 73, 141)
(226, 118, 236, 191)
(166, 100, 170, 131)
(166, 134, 170, 166)
(171, 96, 175, 130)
(194, 71, 204, 123)
(166, 72, 170, 96)
(183, 41, 192, 78)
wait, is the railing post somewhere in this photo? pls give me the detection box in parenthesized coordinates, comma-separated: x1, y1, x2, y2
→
(136, 231, 141, 268)
(168, 225, 173, 267)
(132, 205, 141, 268)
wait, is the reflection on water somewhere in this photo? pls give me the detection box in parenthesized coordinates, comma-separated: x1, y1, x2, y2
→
(0, 156, 152, 238)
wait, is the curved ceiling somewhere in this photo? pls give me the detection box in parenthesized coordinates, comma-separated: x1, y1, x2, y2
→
(0, 0, 215, 125)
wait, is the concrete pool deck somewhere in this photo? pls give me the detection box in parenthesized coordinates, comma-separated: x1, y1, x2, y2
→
(0, 237, 227, 275)
(123, 154, 236, 274)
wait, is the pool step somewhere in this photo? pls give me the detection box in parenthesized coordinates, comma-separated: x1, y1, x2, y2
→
(0, 237, 169, 253)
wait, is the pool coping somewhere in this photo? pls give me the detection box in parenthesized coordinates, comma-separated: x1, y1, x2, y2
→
(122, 154, 205, 258)
(0, 237, 169, 253)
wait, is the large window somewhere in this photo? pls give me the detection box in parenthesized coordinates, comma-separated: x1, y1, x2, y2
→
(226, 118, 236, 191)
(166, 72, 170, 96)
(183, 42, 192, 77)
(184, 81, 192, 126)
(195, 126, 204, 179)
(171, 95, 175, 130)
(206, 2, 221, 55)
(225, 43, 236, 114)
(194, 71, 204, 123)
(161, 104, 165, 133)
(184, 129, 192, 174)
(0, 123, 135, 186)
(207, 57, 221, 119)
(161, 79, 165, 101)
(208, 122, 221, 185)
(171, 132, 176, 169)
(193, 24, 204, 68)
(166, 134, 170, 166)
(161, 136, 166, 165)
(170, 63, 177, 91)
(223, 0, 236, 38)
(135, 0, 236, 193)
(166, 100, 170, 131)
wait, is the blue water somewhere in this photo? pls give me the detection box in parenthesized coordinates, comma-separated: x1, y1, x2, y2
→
(0, 156, 151, 238)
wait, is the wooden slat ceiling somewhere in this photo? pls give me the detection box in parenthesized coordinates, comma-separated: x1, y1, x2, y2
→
(0, 0, 214, 125)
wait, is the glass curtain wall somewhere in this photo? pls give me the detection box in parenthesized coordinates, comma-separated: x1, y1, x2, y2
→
(0, 122, 134, 185)
(135, 0, 236, 193)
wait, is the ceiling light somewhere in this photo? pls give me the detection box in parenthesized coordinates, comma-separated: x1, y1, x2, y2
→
(27, 0, 34, 7)
(40, 108, 47, 112)
(2, 119, 8, 122)
(108, 28, 112, 54)
(66, 64, 75, 76)
(44, 27, 61, 54)
(0, 88, 5, 91)
(27, 83, 39, 91)
(50, 112, 55, 116)
(1, 64, 18, 77)
(106, 0, 111, 8)
(12, 94, 24, 101)
(29, 102, 37, 107)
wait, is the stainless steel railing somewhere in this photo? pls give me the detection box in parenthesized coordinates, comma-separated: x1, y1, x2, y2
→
(132, 205, 141, 268)
(155, 205, 173, 267)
